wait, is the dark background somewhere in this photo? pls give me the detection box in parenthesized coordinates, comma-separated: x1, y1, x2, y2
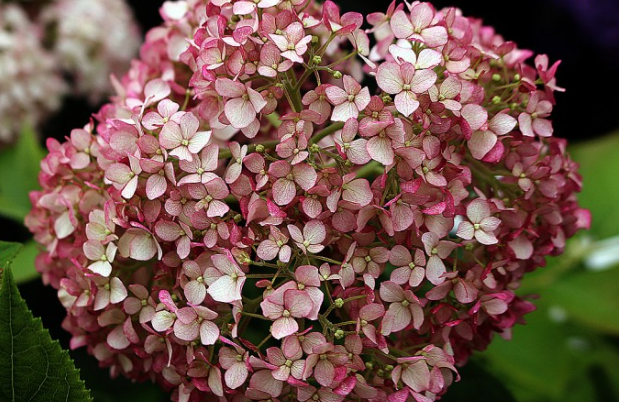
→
(6, 0, 619, 399)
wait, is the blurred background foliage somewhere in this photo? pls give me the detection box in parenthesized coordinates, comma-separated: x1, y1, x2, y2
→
(1, 0, 618, 401)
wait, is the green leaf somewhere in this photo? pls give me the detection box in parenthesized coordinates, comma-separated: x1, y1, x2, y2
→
(0, 124, 45, 222)
(0, 241, 22, 277)
(544, 266, 619, 335)
(482, 301, 587, 401)
(569, 133, 619, 239)
(9, 241, 41, 284)
(0, 242, 92, 402)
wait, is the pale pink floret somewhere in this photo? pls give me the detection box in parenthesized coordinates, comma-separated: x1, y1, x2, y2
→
(83, 240, 118, 277)
(178, 143, 219, 185)
(233, 0, 281, 15)
(92, 276, 126, 311)
(123, 284, 155, 323)
(518, 91, 553, 137)
(215, 78, 267, 129)
(268, 21, 312, 64)
(288, 220, 326, 254)
(267, 336, 305, 381)
(380, 281, 424, 335)
(159, 112, 211, 161)
(390, 2, 448, 47)
(204, 253, 246, 303)
(117, 227, 161, 261)
(105, 155, 142, 199)
(269, 161, 317, 206)
(188, 179, 230, 218)
(173, 305, 219, 345)
(356, 303, 385, 346)
(219, 346, 249, 389)
(468, 112, 517, 160)
(302, 85, 332, 125)
(257, 43, 293, 78)
(389, 245, 426, 287)
(261, 289, 312, 339)
(154, 220, 193, 259)
(326, 75, 371, 122)
(376, 62, 436, 117)
(456, 199, 501, 245)
(422, 232, 458, 285)
(257, 226, 292, 263)
(334, 118, 371, 165)
(142, 99, 182, 130)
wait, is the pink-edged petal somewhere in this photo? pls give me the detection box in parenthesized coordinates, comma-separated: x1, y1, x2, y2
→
(376, 62, 403, 94)
(200, 320, 220, 345)
(272, 316, 299, 339)
(468, 131, 497, 160)
(367, 136, 395, 166)
(455, 221, 474, 240)
(225, 98, 256, 129)
(207, 276, 241, 302)
(394, 91, 420, 117)
(225, 363, 248, 389)
(273, 178, 297, 206)
(390, 10, 414, 39)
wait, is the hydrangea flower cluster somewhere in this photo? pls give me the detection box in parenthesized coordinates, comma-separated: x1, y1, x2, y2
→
(0, 3, 65, 142)
(40, 0, 141, 104)
(27, 0, 590, 401)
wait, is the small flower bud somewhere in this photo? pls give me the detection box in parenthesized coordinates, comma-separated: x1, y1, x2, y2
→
(312, 55, 322, 65)
(332, 70, 342, 79)
(334, 298, 344, 308)
(309, 143, 320, 153)
(255, 144, 265, 153)
(334, 329, 345, 339)
(492, 73, 501, 82)
(311, 35, 319, 44)
(492, 96, 502, 104)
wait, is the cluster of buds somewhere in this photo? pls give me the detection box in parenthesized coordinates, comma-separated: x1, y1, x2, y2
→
(27, 0, 590, 401)
(0, 0, 139, 143)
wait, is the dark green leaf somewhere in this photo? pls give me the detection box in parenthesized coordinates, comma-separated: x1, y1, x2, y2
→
(482, 301, 587, 401)
(0, 124, 45, 221)
(9, 241, 41, 284)
(0, 242, 92, 402)
(544, 267, 619, 335)
(569, 133, 619, 239)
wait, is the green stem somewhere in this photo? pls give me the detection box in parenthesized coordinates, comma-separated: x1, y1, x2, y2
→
(241, 311, 270, 321)
(310, 122, 345, 144)
(313, 255, 343, 265)
(218, 139, 279, 159)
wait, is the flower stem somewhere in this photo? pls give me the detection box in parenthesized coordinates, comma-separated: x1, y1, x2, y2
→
(310, 122, 345, 144)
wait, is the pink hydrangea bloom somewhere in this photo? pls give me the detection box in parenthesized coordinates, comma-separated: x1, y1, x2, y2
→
(27, 1, 589, 401)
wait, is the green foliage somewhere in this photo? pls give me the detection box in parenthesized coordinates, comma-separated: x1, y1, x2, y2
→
(568, 133, 619, 239)
(0, 242, 92, 402)
(0, 124, 45, 221)
(8, 240, 41, 284)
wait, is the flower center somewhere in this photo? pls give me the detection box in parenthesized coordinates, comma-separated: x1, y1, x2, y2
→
(282, 309, 291, 318)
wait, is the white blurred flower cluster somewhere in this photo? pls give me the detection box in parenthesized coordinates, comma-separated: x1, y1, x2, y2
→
(41, 0, 141, 104)
(0, 4, 65, 142)
(0, 0, 140, 143)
